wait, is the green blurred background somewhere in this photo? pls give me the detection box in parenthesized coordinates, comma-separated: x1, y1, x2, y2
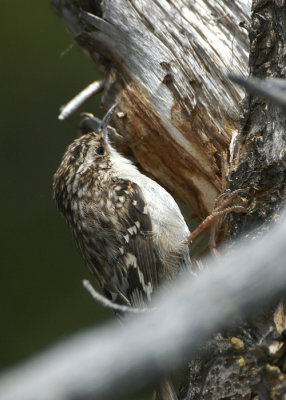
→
(1, 1, 114, 371)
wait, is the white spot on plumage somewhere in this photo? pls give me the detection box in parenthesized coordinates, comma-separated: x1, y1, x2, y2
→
(125, 253, 153, 301)
(66, 183, 72, 196)
(72, 176, 80, 194)
(101, 213, 110, 224)
(127, 226, 136, 235)
(110, 215, 119, 225)
(79, 205, 85, 218)
(125, 252, 138, 267)
(71, 201, 78, 211)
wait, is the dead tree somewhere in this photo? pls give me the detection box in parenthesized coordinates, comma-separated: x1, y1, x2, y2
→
(52, 0, 286, 399)
(52, 0, 249, 217)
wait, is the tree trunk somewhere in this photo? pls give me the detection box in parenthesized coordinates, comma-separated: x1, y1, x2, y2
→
(180, 1, 286, 399)
(229, 0, 286, 237)
(52, 0, 249, 218)
(52, 0, 286, 398)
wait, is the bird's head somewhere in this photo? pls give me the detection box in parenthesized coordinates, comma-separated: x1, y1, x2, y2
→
(53, 105, 118, 208)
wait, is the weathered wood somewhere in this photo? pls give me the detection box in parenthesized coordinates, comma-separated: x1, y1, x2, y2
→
(179, 1, 286, 399)
(229, 0, 286, 237)
(52, 0, 250, 217)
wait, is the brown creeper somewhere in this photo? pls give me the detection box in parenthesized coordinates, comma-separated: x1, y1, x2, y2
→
(53, 105, 191, 307)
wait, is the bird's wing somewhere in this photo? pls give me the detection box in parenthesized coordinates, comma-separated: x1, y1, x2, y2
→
(114, 179, 164, 307)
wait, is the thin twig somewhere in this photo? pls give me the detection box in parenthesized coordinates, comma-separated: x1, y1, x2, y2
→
(58, 80, 104, 120)
(83, 280, 153, 313)
(228, 75, 286, 111)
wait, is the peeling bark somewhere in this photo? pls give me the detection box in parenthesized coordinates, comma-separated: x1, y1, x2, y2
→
(52, 0, 250, 217)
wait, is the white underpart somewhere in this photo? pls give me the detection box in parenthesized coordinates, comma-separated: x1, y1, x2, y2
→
(108, 144, 190, 260)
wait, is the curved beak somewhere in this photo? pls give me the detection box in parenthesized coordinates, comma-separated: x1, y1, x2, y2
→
(98, 104, 118, 135)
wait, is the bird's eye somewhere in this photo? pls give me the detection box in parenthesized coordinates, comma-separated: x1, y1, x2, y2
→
(95, 146, 105, 155)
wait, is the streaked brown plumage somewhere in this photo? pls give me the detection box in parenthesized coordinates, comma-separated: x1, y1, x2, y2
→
(53, 106, 191, 308)
(53, 105, 191, 400)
